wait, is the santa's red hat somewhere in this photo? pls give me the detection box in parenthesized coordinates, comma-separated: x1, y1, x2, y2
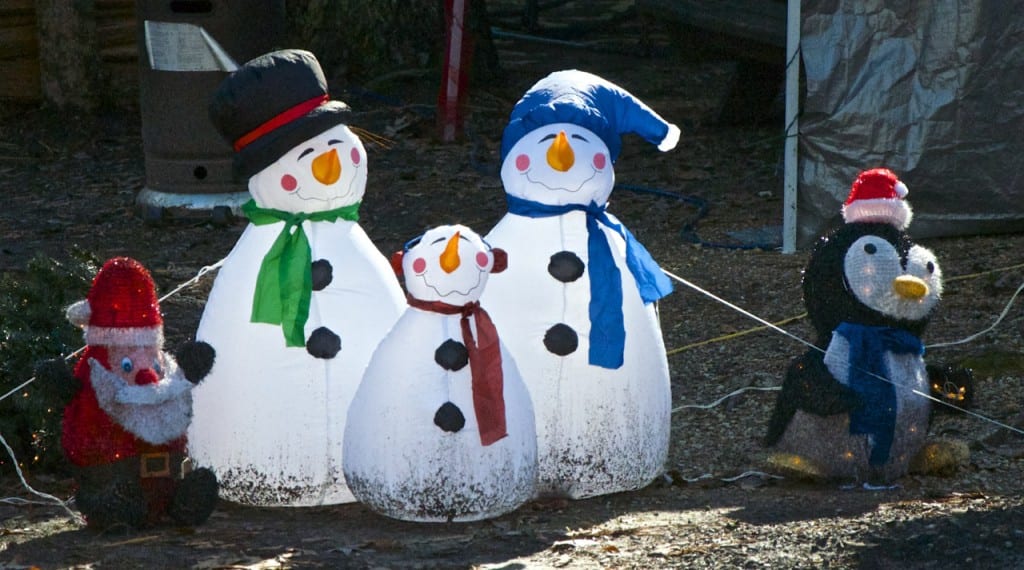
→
(66, 257, 164, 347)
(841, 168, 913, 230)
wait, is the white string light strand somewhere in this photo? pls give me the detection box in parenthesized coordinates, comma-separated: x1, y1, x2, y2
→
(673, 385, 780, 413)
(927, 279, 1024, 349)
(661, 268, 1024, 437)
(0, 431, 83, 524)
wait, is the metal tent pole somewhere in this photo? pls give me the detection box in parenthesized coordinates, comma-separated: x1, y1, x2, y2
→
(782, 0, 801, 253)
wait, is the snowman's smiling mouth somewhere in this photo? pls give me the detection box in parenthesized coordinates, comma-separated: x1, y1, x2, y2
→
(293, 175, 358, 205)
(522, 167, 599, 193)
(415, 269, 486, 299)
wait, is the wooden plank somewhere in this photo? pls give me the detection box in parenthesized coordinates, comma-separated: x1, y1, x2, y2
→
(99, 44, 138, 63)
(1, 0, 138, 103)
(0, 25, 37, 59)
(0, 0, 34, 19)
(96, 20, 135, 50)
(0, 59, 41, 100)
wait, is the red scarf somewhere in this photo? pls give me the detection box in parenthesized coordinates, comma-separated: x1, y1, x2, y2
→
(406, 295, 508, 446)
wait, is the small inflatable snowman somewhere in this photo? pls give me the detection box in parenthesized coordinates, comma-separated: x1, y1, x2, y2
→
(764, 169, 944, 485)
(188, 50, 405, 506)
(344, 224, 537, 522)
(481, 70, 680, 499)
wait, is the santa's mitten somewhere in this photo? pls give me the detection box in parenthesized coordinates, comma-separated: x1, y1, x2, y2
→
(927, 364, 974, 413)
(175, 341, 216, 384)
(168, 467, 218, 526)
(75, 473, 148, 530)
(33, 358, 80, 405)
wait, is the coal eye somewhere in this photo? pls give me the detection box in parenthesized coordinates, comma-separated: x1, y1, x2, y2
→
(926, 261, 935, 273)
(121, 358, 133, 373)
(864, 243, 877, 254)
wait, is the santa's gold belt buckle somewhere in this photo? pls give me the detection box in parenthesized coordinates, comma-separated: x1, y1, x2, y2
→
(140, 452, 172, 478)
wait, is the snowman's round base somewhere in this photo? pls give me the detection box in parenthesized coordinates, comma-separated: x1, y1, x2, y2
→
(135, 187, 249, 224)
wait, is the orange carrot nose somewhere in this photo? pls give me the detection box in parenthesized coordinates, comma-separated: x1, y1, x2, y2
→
(546, 131, 575, 172)
(440, 231, 461, 273)
(311, 148, 341, 184)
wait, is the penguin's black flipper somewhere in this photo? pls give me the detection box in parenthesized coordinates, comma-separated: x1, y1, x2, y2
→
(792, 350, 863, 416)
(764, 350, 862, 446)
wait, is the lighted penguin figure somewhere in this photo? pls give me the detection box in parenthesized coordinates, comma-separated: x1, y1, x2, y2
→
(481, 70, 680, 498)
(187, 50, 405, 506)
(343, 224, 537, 521)
(764, 168, 943, 484)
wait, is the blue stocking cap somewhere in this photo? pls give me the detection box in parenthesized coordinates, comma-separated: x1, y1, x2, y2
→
(500, 69, 680, 163)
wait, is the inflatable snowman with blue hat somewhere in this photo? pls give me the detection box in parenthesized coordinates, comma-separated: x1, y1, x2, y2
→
(344, 224, 537, 522)
(764, 168, 945, 485)
(481, 69, 680, 499)
(188, 49, 405, 506)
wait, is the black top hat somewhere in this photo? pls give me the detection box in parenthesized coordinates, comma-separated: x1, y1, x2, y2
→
(209, 49, 352, 180)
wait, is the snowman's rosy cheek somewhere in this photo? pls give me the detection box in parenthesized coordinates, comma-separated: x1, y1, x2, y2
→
(476, 252, 489, 268)
(412, 257, 427, 274)
(592, 153, 607, 170)
(515, 154, 530, 171)
(350, 147, 361, 166)
(280, 174, 298, 192)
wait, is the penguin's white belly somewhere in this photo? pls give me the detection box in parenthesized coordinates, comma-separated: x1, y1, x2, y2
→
(189, 220, 404, 506)
(482, 212, 671, 499)
(343, 310, 537, 521)
(777, 339, 931, 482)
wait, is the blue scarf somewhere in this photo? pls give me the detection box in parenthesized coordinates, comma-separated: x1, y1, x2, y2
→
(834, 322, 924, 465)
(506, 194, 673, 369)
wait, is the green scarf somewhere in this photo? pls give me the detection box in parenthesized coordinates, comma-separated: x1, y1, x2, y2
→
(242, 199, 361, 347)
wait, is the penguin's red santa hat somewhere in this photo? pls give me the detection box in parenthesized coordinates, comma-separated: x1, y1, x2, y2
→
(66, 257, 164, 348)
(841, 168, 913, 230)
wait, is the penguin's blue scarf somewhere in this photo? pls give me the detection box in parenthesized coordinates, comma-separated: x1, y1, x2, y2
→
(834, 322, 924, 465)
(505, 194, 673, 369)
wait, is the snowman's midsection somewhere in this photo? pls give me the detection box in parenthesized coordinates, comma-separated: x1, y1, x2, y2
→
(482, 211, 663, 368)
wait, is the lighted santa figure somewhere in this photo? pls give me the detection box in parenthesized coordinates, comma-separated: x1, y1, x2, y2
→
(61, 257, 218, 529)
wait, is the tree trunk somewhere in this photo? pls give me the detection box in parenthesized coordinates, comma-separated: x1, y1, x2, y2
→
(34, 0, 101, 110)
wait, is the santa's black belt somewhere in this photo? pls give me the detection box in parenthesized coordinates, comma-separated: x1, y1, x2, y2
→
(76, 452, 187, 483)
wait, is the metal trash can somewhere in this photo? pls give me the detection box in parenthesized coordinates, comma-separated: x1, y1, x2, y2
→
(135, 0, 285, 221)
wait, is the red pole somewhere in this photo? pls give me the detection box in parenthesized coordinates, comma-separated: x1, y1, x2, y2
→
(439, 0, 471, 142)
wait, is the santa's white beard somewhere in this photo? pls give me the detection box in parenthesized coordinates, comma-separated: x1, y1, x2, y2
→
(88, 356, 194, 445)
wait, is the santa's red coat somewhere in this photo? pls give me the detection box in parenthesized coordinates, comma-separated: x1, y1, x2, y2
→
(61, 346, 186, 467)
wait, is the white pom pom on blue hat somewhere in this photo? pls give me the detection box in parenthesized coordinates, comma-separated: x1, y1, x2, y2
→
(500, 69, 680, 163)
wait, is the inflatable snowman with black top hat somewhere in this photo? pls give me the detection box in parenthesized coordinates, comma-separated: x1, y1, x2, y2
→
(764, 168, 945, 485)
(344, 224, 537, 522)
(188, 49, 405, 506)
(481, 69, 680, 499)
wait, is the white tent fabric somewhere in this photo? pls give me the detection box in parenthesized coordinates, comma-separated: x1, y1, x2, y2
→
(796, 1, 1024, 247)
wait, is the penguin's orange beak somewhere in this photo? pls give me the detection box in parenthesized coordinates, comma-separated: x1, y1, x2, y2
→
(312, 148, 342, 184)
(893, 275, 928, 300)
(546, 131, 575, 172)
(439, 231, 461, 273)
